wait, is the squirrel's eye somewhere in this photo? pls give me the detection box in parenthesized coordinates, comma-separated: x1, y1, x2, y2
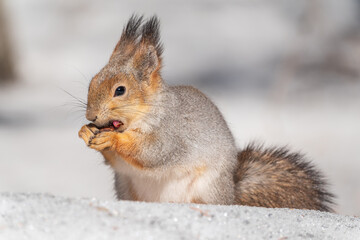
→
(114, 86, 126, 97)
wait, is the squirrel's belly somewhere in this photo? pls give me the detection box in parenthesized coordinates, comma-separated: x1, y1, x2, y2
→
(113, 158, 212, 203)
(131, 174, 198, 203)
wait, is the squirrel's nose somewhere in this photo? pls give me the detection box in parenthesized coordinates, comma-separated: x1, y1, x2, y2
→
(90, 116, 97, 122)
(86, 111, 98, 122)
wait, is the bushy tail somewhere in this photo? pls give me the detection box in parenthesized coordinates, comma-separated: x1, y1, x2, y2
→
(234, 144, 335, 212)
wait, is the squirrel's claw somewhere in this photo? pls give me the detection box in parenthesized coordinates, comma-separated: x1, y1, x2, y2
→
(88, 131, 116, 151)
(78, 124, 99, 146)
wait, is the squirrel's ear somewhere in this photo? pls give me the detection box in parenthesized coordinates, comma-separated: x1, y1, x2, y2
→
(130, 16, 163, 82)
(130, 44, 160, 81)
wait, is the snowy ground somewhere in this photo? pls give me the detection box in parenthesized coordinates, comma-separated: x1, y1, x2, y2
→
(0, 0, 360, 219)
(0, 193, 359, 240)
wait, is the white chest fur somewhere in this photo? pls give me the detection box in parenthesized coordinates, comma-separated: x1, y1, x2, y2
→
(113, 156, 211, 203)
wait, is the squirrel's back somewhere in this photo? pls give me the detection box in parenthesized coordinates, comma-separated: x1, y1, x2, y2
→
(167, 85, 235, 150)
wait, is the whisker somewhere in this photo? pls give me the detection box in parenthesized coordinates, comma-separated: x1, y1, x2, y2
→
(67, 107, 86, 113)
(69, 114, 87, 123)
(59, 87, 87, 106)
(44, 101, 86, 115)
(65, 101, 87, 108)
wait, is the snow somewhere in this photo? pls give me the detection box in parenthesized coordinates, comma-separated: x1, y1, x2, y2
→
(0, 193, 359, 240)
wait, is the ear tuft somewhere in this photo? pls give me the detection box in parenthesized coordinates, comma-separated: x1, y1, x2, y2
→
(111, 14, 144, 58)
(121, 14, 144, 45)
(140, 16, 163, 57)
(130, 15, 163, 81)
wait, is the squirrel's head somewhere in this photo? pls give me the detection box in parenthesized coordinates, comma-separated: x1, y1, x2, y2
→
(86, 15, 163, 131)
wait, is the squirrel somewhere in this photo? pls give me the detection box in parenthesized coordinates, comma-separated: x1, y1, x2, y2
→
(78, 15, 334, 212)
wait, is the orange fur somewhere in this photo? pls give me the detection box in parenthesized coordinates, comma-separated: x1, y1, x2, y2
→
(146, 72, 162, 96)
(117, 153, 144, 170)
(195, 165, 207, 176)
(111, 131, 145, 170)
(191, 198, 206, 204)
(188, 165, 207, 187)
(101, 150, 117, 167)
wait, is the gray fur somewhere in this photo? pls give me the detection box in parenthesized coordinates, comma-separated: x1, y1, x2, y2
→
(113, 84, 238, 204)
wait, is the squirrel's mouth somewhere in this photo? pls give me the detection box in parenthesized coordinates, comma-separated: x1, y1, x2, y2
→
(98, 120, 124, 132)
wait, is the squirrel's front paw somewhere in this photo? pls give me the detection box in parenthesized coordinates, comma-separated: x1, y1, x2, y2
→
(88, 131, 117, 151)
(78, 124, 99, 146)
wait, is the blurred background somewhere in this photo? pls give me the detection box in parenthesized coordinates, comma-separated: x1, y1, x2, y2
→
(0, 0, 359, 215)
